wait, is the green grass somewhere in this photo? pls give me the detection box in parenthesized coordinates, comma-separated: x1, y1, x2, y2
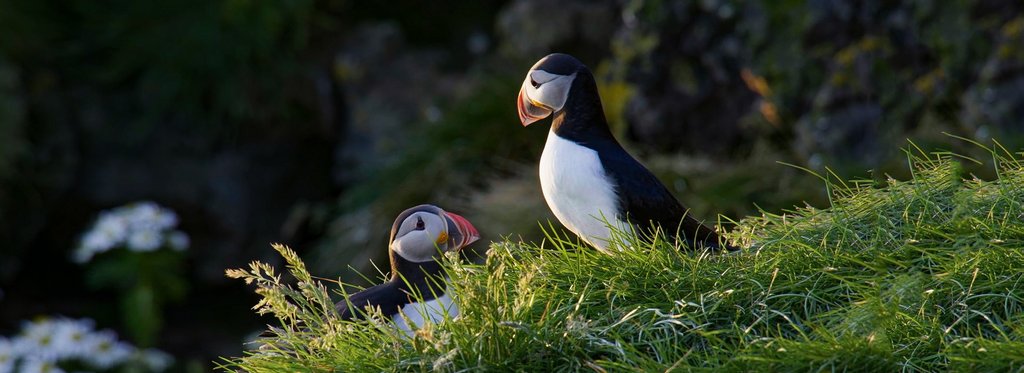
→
(222, 143, 1024, 372)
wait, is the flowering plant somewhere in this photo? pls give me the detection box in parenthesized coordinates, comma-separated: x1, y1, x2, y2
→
(74, 201, 188, 263)
(73, 202, 189, 347)
(0, 316, 172, 373)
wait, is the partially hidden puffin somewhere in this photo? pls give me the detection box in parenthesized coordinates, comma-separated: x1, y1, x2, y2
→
(336, 204, 480, 334)
(517, 53, 735, 252)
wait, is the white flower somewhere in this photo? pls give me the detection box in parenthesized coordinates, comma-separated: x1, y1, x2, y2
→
(74, 211, 132, 263)
(18, 358, 64, 373)
(71, 247, 94, 264)
(49, 318, 94, 360)
(4, 316, 172, 372)
(125, 202, 177, 231)
(94, 212, 129, 244)
(75, 201, 189, 262)
(127, 202, 158, 225)
(73, 230, 112, 263)
(166, 231, 189, 251)
(139, 348, 174, 371)
(0, 337, 15, 373)
(16, 318, 98, 362)
(78, 230, 110, 252)
(14, 319, 60, 362)
(154, 209, 179, 231)
(127, 228, 163, 252)
(81, 331, 133, 369)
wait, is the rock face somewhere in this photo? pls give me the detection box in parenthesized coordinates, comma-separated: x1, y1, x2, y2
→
(496, 0, 618, 61)
(962, 16, 1024, 142)
(611, 0, 1024, 170)
(615, 1, 757, 157)
(332, 23, 455, 187)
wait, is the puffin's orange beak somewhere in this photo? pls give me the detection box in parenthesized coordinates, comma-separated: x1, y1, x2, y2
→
(444, 212, 480, 250)
(518, 84, 552, 126)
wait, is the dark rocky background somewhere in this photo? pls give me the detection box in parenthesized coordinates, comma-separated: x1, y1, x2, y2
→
(1, 0, 1022, 370)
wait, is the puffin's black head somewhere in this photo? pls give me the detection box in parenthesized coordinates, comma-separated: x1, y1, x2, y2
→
(517, 53, 589, 126)
(388, 204, 480, 263)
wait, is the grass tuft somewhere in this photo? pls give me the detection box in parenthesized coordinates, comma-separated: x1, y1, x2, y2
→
(222, 144, 1024, 372)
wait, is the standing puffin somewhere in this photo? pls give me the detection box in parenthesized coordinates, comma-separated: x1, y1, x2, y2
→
(517, 53, 734, 252)
(336, 204, 480, 334)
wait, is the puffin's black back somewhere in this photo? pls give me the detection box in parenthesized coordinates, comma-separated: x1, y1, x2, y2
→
(335, 257, 447, 321)
(549, 58, 729, 250)
(600, 150, 722, 247)
(335, 282, 406, 320)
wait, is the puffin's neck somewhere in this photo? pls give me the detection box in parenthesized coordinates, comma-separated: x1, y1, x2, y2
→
(550, 72, 615, 146)
(389, 251, 446, 295)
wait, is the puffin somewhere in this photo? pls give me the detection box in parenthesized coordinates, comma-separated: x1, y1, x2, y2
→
(336, 204, 480, 334)
(517, 53, 735, 252)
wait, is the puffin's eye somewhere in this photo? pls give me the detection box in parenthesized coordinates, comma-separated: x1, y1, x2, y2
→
(530, 77, 540, 89)
(414, 217, 425, 230)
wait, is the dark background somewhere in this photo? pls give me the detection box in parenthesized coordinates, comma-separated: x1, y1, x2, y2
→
(1, 0, 1022, 370)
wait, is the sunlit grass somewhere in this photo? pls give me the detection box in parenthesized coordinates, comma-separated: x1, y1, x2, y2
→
(222, 142, 1024, 372)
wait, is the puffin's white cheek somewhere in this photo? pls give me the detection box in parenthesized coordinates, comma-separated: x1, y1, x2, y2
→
(535, 79, 571, 112)
(522, 76, 533, 93)
(524, 82, 541, 104)
(393, 232, 437, 262)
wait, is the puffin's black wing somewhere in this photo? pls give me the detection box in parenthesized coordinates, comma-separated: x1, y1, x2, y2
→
(596, 145, 726, 250)
(335, 282, 407, 321)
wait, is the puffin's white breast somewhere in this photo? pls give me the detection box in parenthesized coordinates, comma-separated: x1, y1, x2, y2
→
(391, 289, 458, 336)
(539, 131, 630, 252)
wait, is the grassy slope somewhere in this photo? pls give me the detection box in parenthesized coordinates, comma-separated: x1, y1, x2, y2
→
(223, 145, 1024, 372)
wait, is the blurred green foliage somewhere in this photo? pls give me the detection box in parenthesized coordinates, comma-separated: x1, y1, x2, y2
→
(85, 249, 187, 347)
(0, 0, 329, 130)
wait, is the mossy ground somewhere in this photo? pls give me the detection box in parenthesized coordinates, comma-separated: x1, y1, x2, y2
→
(223, 143, 1024, 372)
